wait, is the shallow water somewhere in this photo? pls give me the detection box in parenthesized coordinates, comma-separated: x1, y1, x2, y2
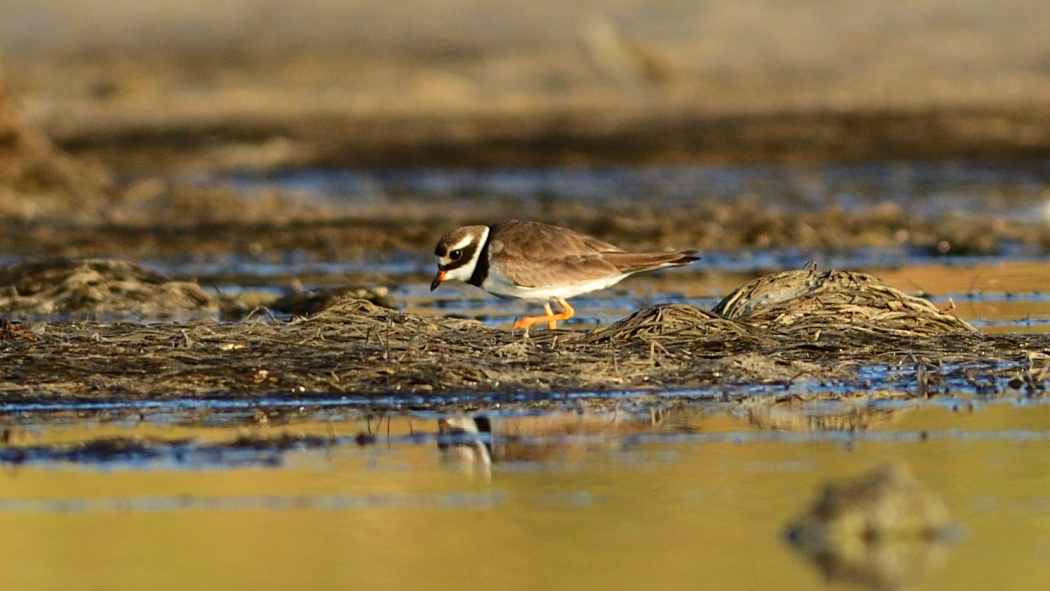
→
(2, 399, 1050, 590)
(7, 161, 1050, 589)
(228, 160, 1050, 220)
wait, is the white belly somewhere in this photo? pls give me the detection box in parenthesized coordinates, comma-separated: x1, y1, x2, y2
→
(481, 267, 631, 301)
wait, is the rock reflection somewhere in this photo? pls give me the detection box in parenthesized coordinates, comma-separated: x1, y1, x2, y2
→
(748, 404, 906, 433)
(784, 464, 958, 591)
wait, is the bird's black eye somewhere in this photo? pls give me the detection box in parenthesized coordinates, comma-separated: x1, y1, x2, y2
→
(450, 249, 463, 260)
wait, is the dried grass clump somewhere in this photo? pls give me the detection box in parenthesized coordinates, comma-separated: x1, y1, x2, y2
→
(587, 267, 972, 352)
(307, 298, 492, 335)
(0, 264, 1036, 402)
(713, 266, 974, 337)
(585, 304, 742, 343)
(0, 258, 217, 318)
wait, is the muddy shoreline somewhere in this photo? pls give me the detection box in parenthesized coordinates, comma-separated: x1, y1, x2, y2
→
(1, 268, 1045, 409)
(0, 305, 1039, 409)
(2, 193, 1048, 265)
(51, 106, 1050, 172)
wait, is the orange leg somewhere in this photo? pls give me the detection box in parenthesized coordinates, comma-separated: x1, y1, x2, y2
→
(512, 298, 575, 330)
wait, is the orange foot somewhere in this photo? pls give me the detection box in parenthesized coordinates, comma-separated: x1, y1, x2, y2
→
(512, 298, 575, 330)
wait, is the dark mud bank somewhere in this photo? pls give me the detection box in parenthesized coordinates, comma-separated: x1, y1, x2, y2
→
(57, 106, 1050, 171)
(1, 265, 1046, 406)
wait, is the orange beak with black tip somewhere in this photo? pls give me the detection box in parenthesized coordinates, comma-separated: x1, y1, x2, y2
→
(430, 270, 447, 291)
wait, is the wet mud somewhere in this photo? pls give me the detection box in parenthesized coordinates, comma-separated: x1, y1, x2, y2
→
(0, 258, 217, 318)
(1, 194, 1048, 266)
(0, 263, 1045, 408)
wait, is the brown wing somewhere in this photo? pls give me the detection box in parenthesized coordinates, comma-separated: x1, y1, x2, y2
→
(599, 251, 701, 274)
(492, 219, 624, 252)
(487, 220, 698, 289)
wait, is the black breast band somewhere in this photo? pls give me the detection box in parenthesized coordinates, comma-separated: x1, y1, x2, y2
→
(467, 228, 492, 287)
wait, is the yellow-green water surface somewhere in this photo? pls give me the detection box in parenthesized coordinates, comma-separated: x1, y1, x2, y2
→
(1, 400, 1049, 590)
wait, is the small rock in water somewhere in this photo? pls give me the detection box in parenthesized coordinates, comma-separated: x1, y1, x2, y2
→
(784, 463, 957, 590)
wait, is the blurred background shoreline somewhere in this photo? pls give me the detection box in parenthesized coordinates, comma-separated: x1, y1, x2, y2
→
(4, 0, 1050, 172)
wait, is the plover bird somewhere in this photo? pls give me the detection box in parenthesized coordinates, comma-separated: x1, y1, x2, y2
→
(430, 219, 700, 329)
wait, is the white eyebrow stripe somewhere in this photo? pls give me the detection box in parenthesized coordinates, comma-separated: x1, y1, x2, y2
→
(451, 236, 475, 251)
